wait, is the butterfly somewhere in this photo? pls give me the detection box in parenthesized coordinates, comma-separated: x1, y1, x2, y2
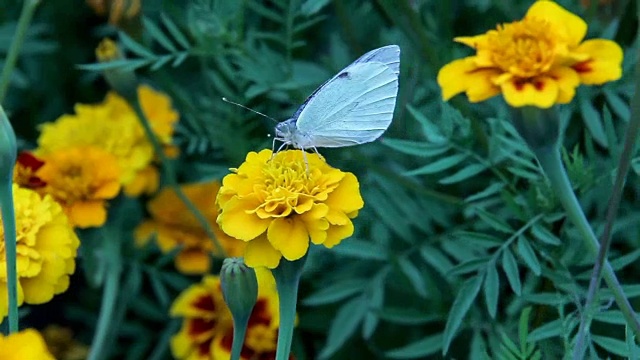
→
(274, 45, 400, 153)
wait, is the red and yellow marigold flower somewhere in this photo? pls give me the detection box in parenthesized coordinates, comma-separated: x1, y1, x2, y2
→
(0, 329, 56, 360)
(13, 152, 46, 190)
(170, 269, 290, 360)
(37, 146, 121, 228)
(0, 185, 80, 319)
(437, 0, 623, 108)
(135, 181, 245, 275)
(216, 149, 364, 269)
(36, 84, 179, 196)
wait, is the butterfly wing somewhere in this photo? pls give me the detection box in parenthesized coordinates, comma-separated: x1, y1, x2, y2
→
(293, 45, 400, 148)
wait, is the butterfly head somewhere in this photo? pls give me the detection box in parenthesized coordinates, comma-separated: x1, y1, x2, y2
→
(275, 118, 310, 149)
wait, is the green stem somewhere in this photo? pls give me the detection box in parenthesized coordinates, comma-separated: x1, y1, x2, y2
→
(0, 0, 41, 104)
(533, 145, 640, 340)
(272, 256, 307, 360)
(0, 182, 18, 334)
(230, 315, 249, 360)
(123, 92, 226, 257)
(87, 232, 121, 360)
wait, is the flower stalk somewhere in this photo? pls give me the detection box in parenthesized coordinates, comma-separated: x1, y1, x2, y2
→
(0, 0, 40, 104)
(0, 107, 18, 333)
(272, 255, 307, 360)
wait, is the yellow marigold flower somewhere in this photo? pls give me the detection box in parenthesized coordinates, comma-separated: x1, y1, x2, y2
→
(170, 269, 288, 360)
(135, 181, 245, 275)
(123, 164, 159, 196)
(37, 85, 179, 190)
(0, 185, 80, 319)
(42, 325, 90, 360)
(37, 146, 121, 228)
(217, 149, 364, 269)
(0, 329, 55, 360)
(437, 0, 623, 108)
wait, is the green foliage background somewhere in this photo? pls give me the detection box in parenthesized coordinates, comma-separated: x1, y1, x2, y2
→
(2, 0, 640, 359)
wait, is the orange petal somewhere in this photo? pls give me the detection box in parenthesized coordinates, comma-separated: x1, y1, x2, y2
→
(267, 217, 309, 261)
(572, 39, 623, 85)
(527, 1, 586, 46)
(69, 201, 107, 228)
(244, 235, 282, 269)
(501, 76, 559, 109)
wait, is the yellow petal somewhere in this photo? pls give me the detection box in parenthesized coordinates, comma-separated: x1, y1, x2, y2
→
(548, 66, 580, 104)
(324, 221, 355, 248)
(324, 173, 363, 214)
(69, 201, 107, 228)
(501, 76, 559, 109)
(175, 249, 211, 275)
(244, 235, 282, 269)
(437, 58, 501, 102)
(526, 0, 586, 46)
(267, 217, 310, 261)
(573, 39, 623, 85)
(218, 197, 270, 240)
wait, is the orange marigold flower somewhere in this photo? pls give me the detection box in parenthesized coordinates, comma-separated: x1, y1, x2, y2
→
(42, 325, 90, 360)
(37, 146, 121, 228)
(13, 152, 46, 189)
(0, 185, 80, 319)
(135, 181, 245, 275)
(36, 85, 179, 195)
(437, 0, 623, 108)
(0, 329, 56, 360)
(216, 149, 364, 269)
(170, 269, 292, 360)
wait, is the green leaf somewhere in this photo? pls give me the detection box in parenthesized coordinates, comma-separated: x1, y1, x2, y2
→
(362, 276, 385, 339)
(143, 17, 177, 52)
(303, 279, 366, 306)
(382, 138, 451, 157)
(377, 308, 441, 325)
(442, 275, 483, 354)
(501, 249, 521, 296)
(517, 236, 541, 275)
(397, 256, 428, 298)
(465, 182, 505, 203)
(518, 307, 532, 354)
(300, 0, 331, 15)
(592, 335, 636, 357)
(449, 257, 491, 277)
(475, 208, 513, 233)
(483, 262, 499, 318)
(610, 248, 640, 271)
(594, 310, 627, 325)
(603, 88, 630, 121)
(319, 296, 367, 359)
(406, 105, 447, 143)
(530, 224, 561, 246)
(404, 153, 468, 176)
(385, 334, 443, 359)
(439, 163, 487, 184)
(579, 96, 608, 147)
(161, 13, 191, 49)
(527, 319, 563, 342)
(119, 31, 155, 59)
(332, 238, 388, 261)
(419, 245, 454, 275)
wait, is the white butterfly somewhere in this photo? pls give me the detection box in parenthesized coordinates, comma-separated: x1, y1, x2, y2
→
(274, 45, 400, 152)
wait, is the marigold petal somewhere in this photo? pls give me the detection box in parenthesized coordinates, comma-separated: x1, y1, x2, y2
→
(300, 204, 329, 245)
(324, 221, 355, 248)
(324, 173, 364, 214)
(218, 197, 270, 241)
(548, 67, 580, 104)
(175, 249, 211, 275)
(0, 329, 56, 360)
(437, 58, 501, 102)
(68, 201, 108, 228)
(501, 76, 559, 108)
(169, 277, 219, 318)
(527, 0, 586, 46)
(244, 235, 282, 269)
(454, 34, 490, 50)
(267, 218, 309, 261)
(170, 327, 197, 359)
(573, 39, 623, 85)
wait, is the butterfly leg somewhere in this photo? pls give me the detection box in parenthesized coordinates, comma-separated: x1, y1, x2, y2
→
(310, 146, 325, 161)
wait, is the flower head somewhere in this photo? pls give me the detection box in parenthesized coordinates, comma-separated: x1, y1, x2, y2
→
(36, 85, 179, 195)
(217, 149, 364, 268)
(170, 269, 290, 360)
(42, 325, 90, 360)
(135, 181, 245, 274)
(437, 0, 623, 108)
(13, 152, 47, 190)
(37, 146, 121, 228)
(0, 329, 55, 360)
(0, 185, 80, 318)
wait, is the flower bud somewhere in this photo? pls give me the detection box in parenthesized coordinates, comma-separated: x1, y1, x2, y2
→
(220, 257, 258, 322)
(95, 38, 138, 100)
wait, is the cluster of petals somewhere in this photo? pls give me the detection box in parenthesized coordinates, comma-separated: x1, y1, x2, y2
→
(216, 149, 364, 268)
(36, 84, 179, 198)
(0, 329, 55, 360)
(437, 0, 623, 108)
(135, 181, 245, 274)
(0, 185, 79, 319)
(170, 269, 287, 360)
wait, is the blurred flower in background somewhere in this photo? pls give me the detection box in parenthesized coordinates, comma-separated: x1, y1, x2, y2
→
(217, 149, 364, 268)
(86, 0, 142, 28)
(13, 152, 46, 190)
(37, 146, 121, 228)
(135, 181, 245, 275)
(170, 268, 289, 360)
(0, 185, 79, 319)
(437, 0, 623, 108)
(36, 85, 179, 197)
(42, 325, 90, 360)
(0, 328, 56, 360)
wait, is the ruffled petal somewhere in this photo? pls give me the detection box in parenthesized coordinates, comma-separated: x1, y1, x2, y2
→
(527, 0, 587, 46)
(267, 217, 310, 260)
(218, 197, 270, 240)
(244, 235, 282, 269)
(501, 76, 559, 109)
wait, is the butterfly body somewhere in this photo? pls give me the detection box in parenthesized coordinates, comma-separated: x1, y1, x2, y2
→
(275, 45, 400, 150)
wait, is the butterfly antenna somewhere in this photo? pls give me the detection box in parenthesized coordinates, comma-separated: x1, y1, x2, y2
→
(222, 97, 279, 123)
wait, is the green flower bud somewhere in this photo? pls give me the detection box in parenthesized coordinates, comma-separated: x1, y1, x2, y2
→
(220, 257, 258, 322)
(95, 38, 138, 100)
